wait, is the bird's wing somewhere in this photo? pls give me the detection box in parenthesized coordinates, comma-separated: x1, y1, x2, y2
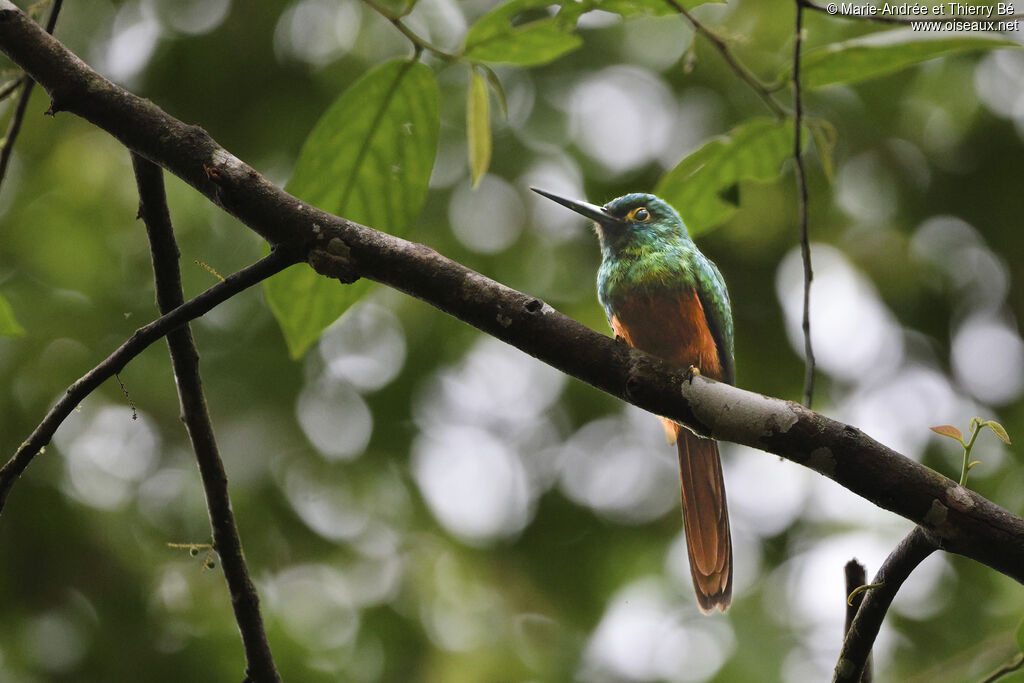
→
(693, 257, 735, 385)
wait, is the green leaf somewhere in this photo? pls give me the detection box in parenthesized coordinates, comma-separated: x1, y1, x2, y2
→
(463, 0, 583, 66)
(807, 117, 837, 182)
(930, 424, 965, 442)
(479, 64, 509, 119)
(264, 59, 439, 358)
(0, 293, 24, 337)
(654, 118, 794, 236)
(1002, 667, 1024, 683)
(461, 0, 724, 63)
(985, 420, 1012, 444)
(467, 69, 492, 188)
(795, 30, 1019, 90)
(587, 0, 722, 18)
(1016, 615, 1024, 654)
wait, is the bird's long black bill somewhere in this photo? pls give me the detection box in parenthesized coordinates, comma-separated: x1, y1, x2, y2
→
(530, 187, 614, 224)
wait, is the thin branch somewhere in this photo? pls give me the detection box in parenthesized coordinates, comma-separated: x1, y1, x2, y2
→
(0, 248, 298, 514)
(0, 0, 60, 189)
(361, 0, 457, 62)
(0, 77, 22, 102)
(800, 0, 1024, 24)
(0, 77, 30, 185)
(843, 560, 872, 683)
(982, 654, 1024, 683)
(664, 0, 787, 118)
(834, 527, 939, 683)
(792, 0, 816, 408)
(2, 3, 1024, 584)
(114, 373, 137, 420)
(132, 154, 281, 683)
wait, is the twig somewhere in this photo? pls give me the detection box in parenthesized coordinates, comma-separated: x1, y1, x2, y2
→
(0, 77, 22, 102)
(0, 77, 30, 185)
(0, 248, 297, 514)
(360, 0, 457, 62)
(0, 0, 60, 189)
(132, 154, 281, 683)
(800, 0, 1024, 24)
(982, 653, 1024, 683)
(843, 560, 872, 682)
(792, 0, 816, 408)
(834, 527, 938, 683)
(114, 373, 137, 420)
(664, 0, 786, 118)
(3, 5, 1024, 583)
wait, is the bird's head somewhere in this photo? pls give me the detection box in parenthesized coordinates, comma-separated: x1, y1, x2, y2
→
(531, 188, 689, 254)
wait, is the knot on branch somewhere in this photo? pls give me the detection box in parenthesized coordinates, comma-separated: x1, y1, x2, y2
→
(187, 123, 214, 147)
(201, 148, 253, 210)
(308, 237, 359, 284)
(622, 348, 649, 402)
(923, 499, 955, 539)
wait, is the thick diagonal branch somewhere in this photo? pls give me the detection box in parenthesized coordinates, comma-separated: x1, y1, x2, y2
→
(132, 155, 281, 683)
(1, 1, 1023, 584)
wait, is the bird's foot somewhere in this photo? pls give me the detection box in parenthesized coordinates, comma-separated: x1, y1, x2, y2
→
(684, 365, 701, 384)
(614, 334, 628, 345)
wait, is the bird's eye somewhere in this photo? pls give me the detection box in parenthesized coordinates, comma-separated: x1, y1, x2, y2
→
(628, 207, 651, 222)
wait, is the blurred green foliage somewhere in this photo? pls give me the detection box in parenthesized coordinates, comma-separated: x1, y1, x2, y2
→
(1, 0, 1024, 682)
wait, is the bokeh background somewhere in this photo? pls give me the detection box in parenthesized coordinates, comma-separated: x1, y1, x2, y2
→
(1, 0, 1024, 681)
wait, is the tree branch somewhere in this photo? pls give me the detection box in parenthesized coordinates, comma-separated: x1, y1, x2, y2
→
(360, 0, 458, 62)
(834, 527, 938, 682)
(664, 0, 786, 118)
(132, 155, 281, 683)
(1, 0, 1023, 585)
(0, 0, 61, 188)
(843, 560, 872, 683)
(0, 248, 297, 514)
(792, 0, 816, 408)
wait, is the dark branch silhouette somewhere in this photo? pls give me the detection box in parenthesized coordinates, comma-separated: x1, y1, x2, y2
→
(0, 2, 1022, 588)
(843, 559, 872, 683)
(0, 0, 61, 187)
(834, 527, 938, 682)
(0, 248, 298, 513)
(132, 155, 282, 683)
(791, 0, 816, 408)
(664, 0, 786, 118)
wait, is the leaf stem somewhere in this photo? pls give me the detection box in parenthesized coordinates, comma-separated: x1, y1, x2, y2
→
(981, 653, 1024, 683)
(360, 0, 458, 62)
(663, 0, 786, 118)
(959, 420, 983, 486)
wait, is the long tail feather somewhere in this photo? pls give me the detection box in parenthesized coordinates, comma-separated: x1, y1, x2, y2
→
(677, 430, 733, 613)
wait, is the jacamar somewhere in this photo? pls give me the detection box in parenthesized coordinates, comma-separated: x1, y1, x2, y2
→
(532, 188, 734, 613)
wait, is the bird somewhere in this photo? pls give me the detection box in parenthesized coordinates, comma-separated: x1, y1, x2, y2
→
(532, 187, 734, 613)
